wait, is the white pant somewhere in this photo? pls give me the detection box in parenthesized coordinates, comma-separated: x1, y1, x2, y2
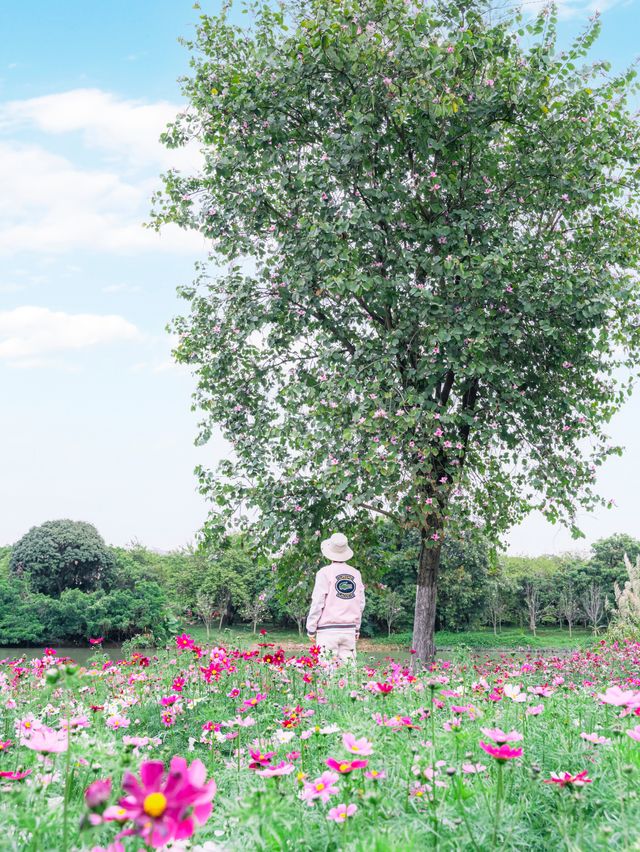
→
(317, 628, 356, 661)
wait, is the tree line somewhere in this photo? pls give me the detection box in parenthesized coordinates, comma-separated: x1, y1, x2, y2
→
(1, 518, 638, 645)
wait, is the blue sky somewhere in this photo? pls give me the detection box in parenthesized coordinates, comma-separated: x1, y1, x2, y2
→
(1, 0, 639, 555)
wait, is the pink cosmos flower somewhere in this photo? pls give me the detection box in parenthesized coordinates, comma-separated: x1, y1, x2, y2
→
(16, 716, 41, 737)
(85, 778, 112, 809)
(462, 763, 487, 774)
(106, 757, 216, 848)
(597, 686, 640, 707)
(301, 771, 340, 805)
(526, 704, 544, 716)
(580, 732, 610, 745)
(106, 715, 130, 731)
(327, 803, 357, 823)
(342, 733, 373, 755)
(544, 771, 592, 788)
(21, 725, 68, 754)
(326, 758, 369, 774)
(175, 633, 194, 650)
(627, 725, 640, 742)
(0, 740, 12, 751)
(255, 761, 295, 778)
(480, 728, 523, 745)
(479, 741, 522, 762)
(89, 637, 104, 645)
(364, 769, 386, 781)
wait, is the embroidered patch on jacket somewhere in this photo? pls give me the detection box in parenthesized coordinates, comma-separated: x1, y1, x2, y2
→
(335, 574, 356, 599)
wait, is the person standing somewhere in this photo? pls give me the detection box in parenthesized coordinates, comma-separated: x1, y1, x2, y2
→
(306, 532, 365, 661)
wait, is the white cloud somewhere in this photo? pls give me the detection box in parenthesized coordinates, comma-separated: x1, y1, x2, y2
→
(0, 88, 206, 256)
(0, 141, 204, 255)
(0, 88, 200, 171)
(0, 305, 141, 365)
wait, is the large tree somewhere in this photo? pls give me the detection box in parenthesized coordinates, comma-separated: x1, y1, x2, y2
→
(152, 0, 640, 660)
(10, 520, 115, 597)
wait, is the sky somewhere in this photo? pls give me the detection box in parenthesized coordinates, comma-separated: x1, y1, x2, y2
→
(1, 0, 639, 556)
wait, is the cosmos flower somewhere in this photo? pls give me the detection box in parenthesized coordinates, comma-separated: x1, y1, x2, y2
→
(543, 771, 592, 788)
(255, 761, 295, 778)
(21, 725, 68, 754)
(327, 803, 357, 823)
(479, 741, 522, 762)
(105, 757, 216, 848)
(342, 733, 373, 755)
(301, 771, 340, 805)
(326, 758, 369, 774)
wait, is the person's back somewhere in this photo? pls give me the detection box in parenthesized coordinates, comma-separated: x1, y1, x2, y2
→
(306, 533, 365, 660)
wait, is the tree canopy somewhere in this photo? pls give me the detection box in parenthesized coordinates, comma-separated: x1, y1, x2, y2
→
(10, 519, 115, 597)
(152, 0, 640, 659)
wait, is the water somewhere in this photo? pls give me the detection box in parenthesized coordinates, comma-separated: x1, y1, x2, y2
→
(0, 646, 132, 665)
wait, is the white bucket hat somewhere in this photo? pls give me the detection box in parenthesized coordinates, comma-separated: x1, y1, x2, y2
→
(321, 532, 353, 563)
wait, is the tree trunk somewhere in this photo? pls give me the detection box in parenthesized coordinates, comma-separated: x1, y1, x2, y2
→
(412, 529, 442, 663)
(218, 611, 224, 630)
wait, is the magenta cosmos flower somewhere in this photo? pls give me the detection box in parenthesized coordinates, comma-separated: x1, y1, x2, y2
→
(479, 741, 523, 762)
(342, 733, 373, 756)
(626, 725, 640, 742)
(0, 770, 31, 780)
(106, 757, 216, 848)
(543, 771, 592, 788)
(327, 803, 357, 823)
(326, 757, 369, 774)
(480, 728, 523, 745)
(85, 778, 112, 809)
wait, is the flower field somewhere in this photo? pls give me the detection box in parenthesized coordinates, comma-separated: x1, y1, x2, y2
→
(1, 637, 639, 851)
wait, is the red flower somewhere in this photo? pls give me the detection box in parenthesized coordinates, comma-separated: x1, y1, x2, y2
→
(260, 629, 267, 636)
(89, 637, 104, 645)
(376, 683, 393, 694)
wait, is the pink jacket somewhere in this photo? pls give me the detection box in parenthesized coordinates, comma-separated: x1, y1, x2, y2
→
(306, 562, 365, 634)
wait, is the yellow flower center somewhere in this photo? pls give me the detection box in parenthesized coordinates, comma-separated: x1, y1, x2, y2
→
(371, 771, 378, 777)
(339, 763, 349, 772)
(352, 745, 359, 751)
(143, 792, 167, 818)
(316, 783, 325, 791)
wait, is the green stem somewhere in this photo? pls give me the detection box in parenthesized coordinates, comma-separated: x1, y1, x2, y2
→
(492, 761, 504, 850)
(62, 698, 72, 852)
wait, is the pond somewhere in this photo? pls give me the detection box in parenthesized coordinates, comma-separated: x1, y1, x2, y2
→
(0, 646, 138, 665)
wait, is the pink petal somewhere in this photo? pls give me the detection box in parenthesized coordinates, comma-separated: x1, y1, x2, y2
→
(139, 761, 165, 791)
